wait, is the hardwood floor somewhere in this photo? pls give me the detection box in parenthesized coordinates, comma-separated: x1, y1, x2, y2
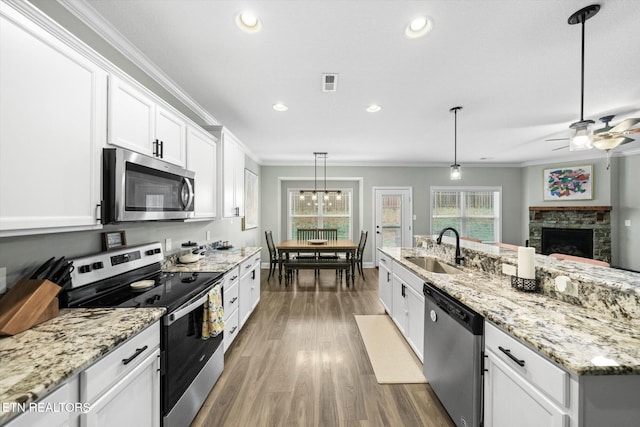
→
(192, 268, 455, 427)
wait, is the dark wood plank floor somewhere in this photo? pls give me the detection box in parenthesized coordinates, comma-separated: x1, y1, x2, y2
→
(192, 268, 455, 427)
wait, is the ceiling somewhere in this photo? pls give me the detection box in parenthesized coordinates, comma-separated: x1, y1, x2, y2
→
(65, 0, 640, 166)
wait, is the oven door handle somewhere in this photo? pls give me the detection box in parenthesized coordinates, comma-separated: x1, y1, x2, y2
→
(164, 281, 220, 326)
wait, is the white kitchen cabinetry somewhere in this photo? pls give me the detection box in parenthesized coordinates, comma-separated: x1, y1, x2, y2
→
(0, 2, 105, 236)
(222, 266, 240, 352)
(186, 127, 218, 219)
(108, 74, 186, 167)
(80, 322, 160, 427)
(208, 126, 245, 217)
(238, 253, 261, 327)
(484, 321, 570, 427)
(377, 250, 393, 314)
(4, 379, 79, 427)
(391, 261, 425, 362)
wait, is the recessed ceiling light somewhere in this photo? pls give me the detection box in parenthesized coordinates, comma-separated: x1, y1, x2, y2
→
(366, 104, 382, 113)
(405, 16, 433, 39)
(273, 103, 288, 112)
(236, 11, 262, 33)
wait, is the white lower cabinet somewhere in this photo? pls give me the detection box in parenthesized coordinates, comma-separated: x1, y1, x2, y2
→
(391, 261, 424, 362)
(484, 321, 569, 427)
(239, 254, 261, 328)
(222, 267, 240, 352)
(377, 250, 393, 314)
(80, 322, 161, 427)
(4, 379, 79, 427)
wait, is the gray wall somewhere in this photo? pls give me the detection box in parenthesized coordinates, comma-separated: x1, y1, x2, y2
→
(522, 153, 640, 270)
(260, 165, 524, 265)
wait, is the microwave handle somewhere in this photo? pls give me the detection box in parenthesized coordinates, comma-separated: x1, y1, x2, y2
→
(181, 177, 194, 210)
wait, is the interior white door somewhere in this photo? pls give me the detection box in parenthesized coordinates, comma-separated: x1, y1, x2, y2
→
(373, 188, 412, 266)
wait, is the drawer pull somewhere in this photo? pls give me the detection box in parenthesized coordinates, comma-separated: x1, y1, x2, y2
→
(230, 297, 238, 304)
(499, 346, 525, 367)
(122, 345, 148, 365)
(231, 275, 238, 281)
(230, 326, 238, 334)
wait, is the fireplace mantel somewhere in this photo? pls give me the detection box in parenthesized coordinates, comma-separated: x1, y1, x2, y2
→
(529, 206, 612, 221)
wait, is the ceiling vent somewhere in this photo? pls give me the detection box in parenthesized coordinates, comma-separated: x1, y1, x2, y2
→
(322, 73, 338, 92)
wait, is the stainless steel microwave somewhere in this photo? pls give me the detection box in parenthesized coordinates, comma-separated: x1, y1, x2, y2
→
(102, 147, 195, 223)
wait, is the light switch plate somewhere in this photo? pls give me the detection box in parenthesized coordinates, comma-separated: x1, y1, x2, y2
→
(502, 264, 517, 276)
(206, 230, 211, 241)
(0, 267, 6, 294)
(625, 219, 631, 227)
(165, 238, 172, 251)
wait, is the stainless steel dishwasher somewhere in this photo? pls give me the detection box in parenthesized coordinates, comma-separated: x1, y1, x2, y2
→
(423, 281, 484, 427)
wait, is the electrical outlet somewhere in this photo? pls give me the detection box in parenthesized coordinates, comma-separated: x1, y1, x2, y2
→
(206, 230, 211, 241)
(502, 264, 517, 276)
(625, 219, 631, 227)
(0, 267, 6, 294)
(165, 238, 172, 251)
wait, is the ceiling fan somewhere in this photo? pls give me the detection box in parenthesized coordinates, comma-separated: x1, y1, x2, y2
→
(548, 115, 640, 150)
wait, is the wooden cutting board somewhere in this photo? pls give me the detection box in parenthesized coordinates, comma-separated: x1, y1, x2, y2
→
(0, 279, 61, 336)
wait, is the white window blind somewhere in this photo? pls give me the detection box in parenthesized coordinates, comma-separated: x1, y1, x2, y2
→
(288, 189, 352, 240)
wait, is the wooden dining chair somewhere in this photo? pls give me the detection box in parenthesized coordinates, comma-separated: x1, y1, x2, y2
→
(264, 230, 279, 280)
(548, 253, 610, 267)
(355, 230, 368, 278)
(296, 228, 319, 276)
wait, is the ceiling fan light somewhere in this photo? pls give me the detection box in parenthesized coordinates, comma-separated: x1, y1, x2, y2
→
(569, 120, 594, 151)
(450, 164, 461, 180)
(594, 137, 626, 151)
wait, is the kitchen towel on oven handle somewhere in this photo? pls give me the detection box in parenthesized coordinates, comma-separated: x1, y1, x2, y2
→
(202, 283, 224, 339)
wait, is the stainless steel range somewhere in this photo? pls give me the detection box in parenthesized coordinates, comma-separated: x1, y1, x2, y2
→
(61, 242, 224, 427)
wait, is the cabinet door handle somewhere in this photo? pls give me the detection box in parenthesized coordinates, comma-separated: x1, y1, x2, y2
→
(252, 270, 256, 280)
(122, 345, 148, 365)
(498, 346, 526, 367)
(159, 140, 164, 158)
(230, 326, 238, 334)
(152, 139, 159, 157)
(231, 275, 238, 281)
(230, 297, 238, 304)
(401, 283, 406, 298)
(387, 271, 390, 282)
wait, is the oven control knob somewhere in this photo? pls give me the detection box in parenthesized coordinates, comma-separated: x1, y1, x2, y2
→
(145, 250, 155, 256)
(79, 265, 92, 274)
(92, 262, 104, 270)
(154, 248, 161, 254)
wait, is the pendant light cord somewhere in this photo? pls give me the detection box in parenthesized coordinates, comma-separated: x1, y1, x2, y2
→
(580, 17, 586, 121)
(454, 108, 458, 164)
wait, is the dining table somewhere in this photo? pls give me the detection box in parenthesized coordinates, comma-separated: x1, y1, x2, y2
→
(276, 239, 358, 284)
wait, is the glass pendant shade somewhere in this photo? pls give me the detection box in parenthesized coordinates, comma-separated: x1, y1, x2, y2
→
(450, 164, 461, 180)
(569, 120, 594, 151)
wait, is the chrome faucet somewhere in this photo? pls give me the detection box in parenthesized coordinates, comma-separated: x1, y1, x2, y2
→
(436, 227, 465, 265)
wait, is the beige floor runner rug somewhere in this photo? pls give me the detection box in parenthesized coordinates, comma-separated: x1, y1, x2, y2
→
(354, 315, 427, 384)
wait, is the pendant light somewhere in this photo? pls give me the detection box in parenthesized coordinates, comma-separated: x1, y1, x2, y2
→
(299, 152, 342, 199)
(567, 4, 600, 151)
(450, 106, 462, 180)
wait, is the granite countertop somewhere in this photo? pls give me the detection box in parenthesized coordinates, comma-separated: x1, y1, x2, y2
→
(379, 244, 640, 376)
(163, 246, 261, 273)
(0, 307, 165, 423)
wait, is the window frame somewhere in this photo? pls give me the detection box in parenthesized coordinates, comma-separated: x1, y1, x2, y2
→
(287, 188, 353, 240)
(430, 186, 502, 243)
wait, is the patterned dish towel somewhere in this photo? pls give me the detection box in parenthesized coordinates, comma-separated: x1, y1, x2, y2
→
(202, 283, 224, 339)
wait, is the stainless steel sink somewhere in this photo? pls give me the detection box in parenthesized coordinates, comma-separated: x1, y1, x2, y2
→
(404, 256, 463, 275)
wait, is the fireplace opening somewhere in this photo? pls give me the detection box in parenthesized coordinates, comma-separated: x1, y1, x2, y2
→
(541, 228, 593, 258)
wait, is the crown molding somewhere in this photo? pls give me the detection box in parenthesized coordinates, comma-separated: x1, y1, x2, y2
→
(56, 0, 218, 126)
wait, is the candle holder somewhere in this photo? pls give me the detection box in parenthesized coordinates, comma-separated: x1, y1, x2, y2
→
(511, 275, 540, 293)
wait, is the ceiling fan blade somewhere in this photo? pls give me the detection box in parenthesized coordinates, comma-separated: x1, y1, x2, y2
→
(610, 118, 640, 133)
(545, 138, 569, 142)
(552, 145, 569, 151)
(622, 128, 640, 136)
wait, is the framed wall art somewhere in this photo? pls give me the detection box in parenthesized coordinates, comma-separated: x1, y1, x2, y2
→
(543, 165, 593, 201)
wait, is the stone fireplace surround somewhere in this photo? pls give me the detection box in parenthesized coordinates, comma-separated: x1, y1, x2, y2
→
(528, 206, 612, 263)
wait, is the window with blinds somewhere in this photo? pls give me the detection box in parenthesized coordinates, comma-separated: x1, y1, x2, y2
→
(288, 189, 352, 239)
(431, 187, 501, 243)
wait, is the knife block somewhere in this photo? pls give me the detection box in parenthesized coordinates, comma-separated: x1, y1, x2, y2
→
(0, 279, 61, 336)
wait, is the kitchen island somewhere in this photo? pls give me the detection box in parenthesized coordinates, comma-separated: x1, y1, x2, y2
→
(379, 236, 640, 426)
(0, 307, 164, 425)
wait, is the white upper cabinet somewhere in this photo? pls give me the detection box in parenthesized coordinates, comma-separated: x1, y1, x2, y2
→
(186, 127, 217, 219)
(0, 2, 106, 236)
(108, 74, 186, 167)
(209, 126, 245, 218)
